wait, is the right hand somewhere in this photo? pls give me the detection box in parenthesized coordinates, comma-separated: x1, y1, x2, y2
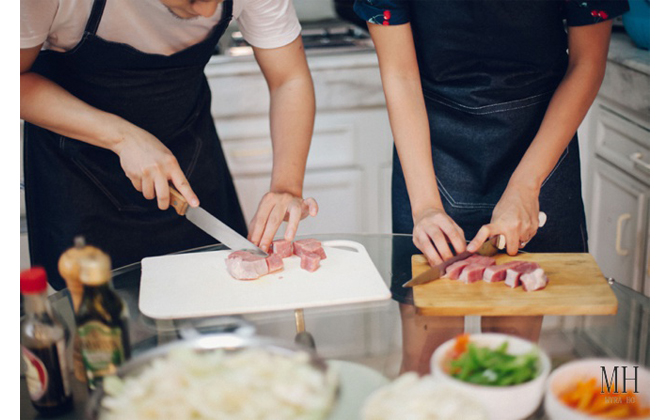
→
(112, 127, 199, 210)
(412, 208, 467, 267)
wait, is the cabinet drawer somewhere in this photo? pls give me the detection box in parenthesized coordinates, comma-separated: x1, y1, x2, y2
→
(217, 117, 356, 176)
(594, 106, 650, 185)
(588, 158, 649, 293)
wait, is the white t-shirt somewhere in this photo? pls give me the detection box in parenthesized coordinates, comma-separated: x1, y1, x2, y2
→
(20, 0, 301, 55)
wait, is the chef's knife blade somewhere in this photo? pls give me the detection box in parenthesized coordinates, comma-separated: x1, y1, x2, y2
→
(169, 187, 268, 257)
(402, 251, 473, 288)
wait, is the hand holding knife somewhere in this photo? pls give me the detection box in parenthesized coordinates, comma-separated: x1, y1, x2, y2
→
(403, 211, 547, 288)
(169, 187, 268, 257)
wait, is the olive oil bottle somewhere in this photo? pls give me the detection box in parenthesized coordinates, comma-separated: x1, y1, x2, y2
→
(75, 252, 131, 391)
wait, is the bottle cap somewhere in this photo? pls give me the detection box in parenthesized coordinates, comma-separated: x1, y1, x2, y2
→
(79, 253, 112, 286)
(20, 267, 48, 294)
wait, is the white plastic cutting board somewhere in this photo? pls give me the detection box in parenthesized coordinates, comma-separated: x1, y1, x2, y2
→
(139, 240, 391, 320)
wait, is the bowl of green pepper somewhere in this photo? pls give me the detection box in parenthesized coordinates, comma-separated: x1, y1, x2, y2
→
(430, 333, 551, 420)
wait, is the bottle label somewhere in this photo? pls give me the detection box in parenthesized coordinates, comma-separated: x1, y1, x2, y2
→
(21, 346, 48, 401)
(78, 321, 126, 388)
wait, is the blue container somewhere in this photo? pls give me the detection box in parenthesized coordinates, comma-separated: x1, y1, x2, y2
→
(623, 0, 650, 50)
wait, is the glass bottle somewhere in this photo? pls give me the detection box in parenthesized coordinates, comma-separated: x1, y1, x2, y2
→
(20, 267, 74, 416)
(75, 252, 131, 391)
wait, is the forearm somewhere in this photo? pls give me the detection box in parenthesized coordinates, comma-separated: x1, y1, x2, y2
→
(509, 61, 605, 193)
(20, 71, 132, 153)
(382, 73, 443, 218)
(268, 73, 315, 197)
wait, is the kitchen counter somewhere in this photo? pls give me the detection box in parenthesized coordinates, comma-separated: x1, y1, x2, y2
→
(20, 234, 650, 419)
(608, 30, 650, 75)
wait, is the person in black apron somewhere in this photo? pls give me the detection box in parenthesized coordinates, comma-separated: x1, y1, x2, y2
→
(355, 0, 629, 374)
(21, 0, 317, 290)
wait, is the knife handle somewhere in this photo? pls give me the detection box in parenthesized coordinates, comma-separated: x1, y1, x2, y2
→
(169, 186, 189, 216)
(495, 211, 547, 250)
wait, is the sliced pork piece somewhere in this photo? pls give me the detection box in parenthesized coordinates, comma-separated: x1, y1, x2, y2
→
(504, 262, 540, 288)
(266, 254, 284, 273)
(271, 239, 294, 259)
(300, 252, 321, 272)
(483, 261, 526, 283)
(520, 268, 549, 291)
(459, 263, 489, 284)
(293, 238, 327, 259)
(443, 255, 495, 280)
(225, 251, 269, 280)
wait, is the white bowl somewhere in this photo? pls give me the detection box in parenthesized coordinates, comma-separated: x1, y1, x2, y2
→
(544, 358, 650, 420)
(430, 333, 551, 420)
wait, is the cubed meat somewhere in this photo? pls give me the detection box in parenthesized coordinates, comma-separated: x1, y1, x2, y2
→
(225, 251, 269, 280)
(505, 262, 540, 288)
(459, 263, 488, 284)
(521, 268, 549, 292)
(271, 240, 294, 259)
(293, 238, 327, 260)
(443, 255, 495, 280)
(300, 252, 321, 272)
(266, 254, 284, 273)
(483, 261, 526, 283)
(444, 260, 470, 280)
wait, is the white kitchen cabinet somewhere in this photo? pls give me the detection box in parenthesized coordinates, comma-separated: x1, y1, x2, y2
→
(207, 50, 394, 237)
(579, 33, 650, 295)
(588, 158, 649, 291)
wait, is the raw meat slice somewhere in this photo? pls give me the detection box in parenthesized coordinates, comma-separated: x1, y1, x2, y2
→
(444, 260, 471, 280)
(443, 255, 495, 280)
(459, 264, 488, 284)
(300, 252, 321, 272)
(225, 251, 269, 280)
(294, 239, 327, 259)
(271, 240, 294, 259)
(266, 254, 284, 273)
(521, 268, 549, 292)
(505, 262, 540, 288)
(483, 261, 526, 283)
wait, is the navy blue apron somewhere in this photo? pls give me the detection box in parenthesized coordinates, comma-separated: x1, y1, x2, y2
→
(24, 0, 247, 290)
(391, 0, 588, 304)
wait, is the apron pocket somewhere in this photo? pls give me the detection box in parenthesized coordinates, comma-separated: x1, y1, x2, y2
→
(59, 131, 203, 213)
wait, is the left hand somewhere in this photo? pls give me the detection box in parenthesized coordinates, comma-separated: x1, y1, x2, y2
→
(248, 192, 319, 252)
(467, 183, 541, 256)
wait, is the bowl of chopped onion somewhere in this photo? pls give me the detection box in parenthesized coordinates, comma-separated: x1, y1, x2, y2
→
(543, 358, 650, 420)
(430, 333, 551, 420)
(85, 333, 339, 420)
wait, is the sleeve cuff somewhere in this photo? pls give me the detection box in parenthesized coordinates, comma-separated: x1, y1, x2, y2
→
(353, 1, 410, 26)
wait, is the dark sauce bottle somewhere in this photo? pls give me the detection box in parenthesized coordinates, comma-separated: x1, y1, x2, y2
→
(75, 252, 131, 391)
(20, 267, 74, 416)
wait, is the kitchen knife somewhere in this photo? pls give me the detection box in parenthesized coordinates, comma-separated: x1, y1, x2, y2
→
(169, 187, 268, 257)
(402, 251, 474, 288)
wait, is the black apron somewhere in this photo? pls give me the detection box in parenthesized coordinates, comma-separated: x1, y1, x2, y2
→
(390, 1, 588, 303)
(24, 0, 247, 290)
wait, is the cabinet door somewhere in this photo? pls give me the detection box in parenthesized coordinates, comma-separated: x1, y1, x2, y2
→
(588, 158, 649, 292)
(232, 168, 364, 237)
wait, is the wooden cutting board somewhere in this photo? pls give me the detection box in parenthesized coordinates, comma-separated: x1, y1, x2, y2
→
(411, 253, 618, 316)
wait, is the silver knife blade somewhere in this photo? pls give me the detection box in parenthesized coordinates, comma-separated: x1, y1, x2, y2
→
(185, 206, 268, 257)
(402, 251, 473, 288)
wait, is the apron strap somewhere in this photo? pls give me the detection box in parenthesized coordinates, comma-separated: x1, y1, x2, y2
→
(84, 0, 107, 36)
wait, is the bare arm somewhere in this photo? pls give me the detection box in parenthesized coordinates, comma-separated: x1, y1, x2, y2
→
(20, 45, 199, 209)
(468, 21, 613, 255)
(247, 36, 318, 251)
(367, 23, 466, 265)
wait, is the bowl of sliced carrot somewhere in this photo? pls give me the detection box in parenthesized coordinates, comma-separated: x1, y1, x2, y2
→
(544, 358, 650, 420)
(431, 333, 551, 420)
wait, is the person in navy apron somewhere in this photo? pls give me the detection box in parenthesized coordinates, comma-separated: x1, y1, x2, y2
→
(21, 0, 318, 290)
(355, 0, 629, 374)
